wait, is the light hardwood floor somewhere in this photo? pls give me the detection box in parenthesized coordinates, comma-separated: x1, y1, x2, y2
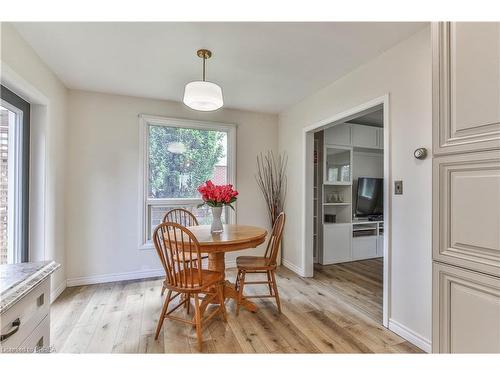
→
(313, 258, 384, 323)
(50, 262, 423, 353)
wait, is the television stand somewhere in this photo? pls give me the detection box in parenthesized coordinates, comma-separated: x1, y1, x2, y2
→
(320, 217, 384, 264)
(351, 219, 384, 260)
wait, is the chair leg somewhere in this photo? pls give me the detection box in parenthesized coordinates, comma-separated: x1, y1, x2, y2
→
(235, 269, 241, 291)
(194, 293, 203, 352)
(186, 293, 191, 314)
(270, 270, 282, 314)
(155, 289, 172, 340)
(236, 270, 246, 316)
(161, 282, 167, 296)
(217, 283, 227, 322)
(266, 271, 273, 296)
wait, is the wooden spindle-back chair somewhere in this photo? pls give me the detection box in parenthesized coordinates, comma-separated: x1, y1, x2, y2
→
(153, 222, 226, 351)
(163, 208, 199, 227)
(161, 208, 208, 296)
(234, 212, 286, 315)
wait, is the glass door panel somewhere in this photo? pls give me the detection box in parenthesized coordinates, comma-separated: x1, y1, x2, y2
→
(1, 86, 30, 264)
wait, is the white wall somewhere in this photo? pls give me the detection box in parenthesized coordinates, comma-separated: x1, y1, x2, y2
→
(278, 27, 432, 348)
(1, 23, 68, 299)
(66, 90, 278, 284)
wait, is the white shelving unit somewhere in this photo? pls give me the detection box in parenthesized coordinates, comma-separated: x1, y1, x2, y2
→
(322, 144, 353, 226)
(321, 144, 354, 264)
(319, 123, 384, 265)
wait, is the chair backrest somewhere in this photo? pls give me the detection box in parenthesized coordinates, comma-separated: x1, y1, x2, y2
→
(153, 222, 203, 290)
(163, 208, 199, 227)
(264, 212, 286, 266)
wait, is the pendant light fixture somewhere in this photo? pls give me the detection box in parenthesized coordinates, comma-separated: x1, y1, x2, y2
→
(183, 49, 224, 111)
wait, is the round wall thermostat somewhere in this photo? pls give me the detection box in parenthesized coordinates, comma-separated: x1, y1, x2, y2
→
(414, 147, 427, 160)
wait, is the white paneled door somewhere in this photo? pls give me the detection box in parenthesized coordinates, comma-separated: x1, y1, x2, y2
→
(432, 22, 500, 353)
(432, 22, 500, 155)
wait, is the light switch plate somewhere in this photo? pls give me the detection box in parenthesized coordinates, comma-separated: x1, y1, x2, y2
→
(394, 180, 403, 195)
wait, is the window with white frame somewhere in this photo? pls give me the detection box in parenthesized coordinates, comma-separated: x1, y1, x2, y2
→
(139, 115, 236, 248)
(0, 85, 30, 264)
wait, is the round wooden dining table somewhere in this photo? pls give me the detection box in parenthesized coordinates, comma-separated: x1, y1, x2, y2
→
(185, 224, 267, 313)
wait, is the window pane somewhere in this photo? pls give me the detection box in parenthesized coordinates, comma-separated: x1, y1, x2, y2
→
(148, 125, 227, 199)
(0, 106, 14, 265)
(1, 87, 30, 263)
(0, 107, 9, 264)
(148, 204, 227, 239)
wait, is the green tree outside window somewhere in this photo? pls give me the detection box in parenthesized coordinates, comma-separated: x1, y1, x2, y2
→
(148, 126, 225, 199)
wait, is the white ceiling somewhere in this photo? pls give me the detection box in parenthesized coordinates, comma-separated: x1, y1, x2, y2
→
(13, 22, 427, 114)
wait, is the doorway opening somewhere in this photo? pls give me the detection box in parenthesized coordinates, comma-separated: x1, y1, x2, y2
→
(304, 95, 390, 327)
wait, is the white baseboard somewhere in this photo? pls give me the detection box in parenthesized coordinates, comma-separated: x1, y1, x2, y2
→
(282, 258, 305, 276)
(66, 260, 240, 288)
(66, 268, 165, 287)
(64, 260, 305, 288)
(51, 280, 67, 303)
(388, 318, 431, 353)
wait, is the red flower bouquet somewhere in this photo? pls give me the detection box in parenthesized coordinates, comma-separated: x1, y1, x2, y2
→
(197, 180, 238, 210)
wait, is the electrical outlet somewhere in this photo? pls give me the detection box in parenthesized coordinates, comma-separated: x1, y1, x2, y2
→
(394, 180, 403, 195)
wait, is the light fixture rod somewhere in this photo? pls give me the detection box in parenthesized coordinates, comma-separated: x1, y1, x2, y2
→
(197, 49, 212, 82)
(203, 55, 206, 81)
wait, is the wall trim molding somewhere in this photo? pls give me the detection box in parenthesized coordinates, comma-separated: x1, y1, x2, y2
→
(59, 258, 302, 296)
(51, 279, 67, 304)
(65, 260, 239, 288)
(282, 258, 305, 277)
(66, 268, 165, 287)
(388, 318, 431, 353)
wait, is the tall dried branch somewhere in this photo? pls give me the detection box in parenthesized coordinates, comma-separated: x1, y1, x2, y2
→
(256, 151, 288, 226)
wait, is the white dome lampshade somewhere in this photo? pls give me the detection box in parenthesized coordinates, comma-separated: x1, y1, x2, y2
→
(183, 81, 223, 111)
(183, 49, 224, 112)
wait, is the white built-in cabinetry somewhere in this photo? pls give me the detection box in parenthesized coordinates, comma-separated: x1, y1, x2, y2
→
(325, 123, 351, 145)
(0, 262, 58, 353)
(320, 122, 384, 265)
(322, 223, 351, 264)
(432, 22, 500, 353)
(322, 220, 384, 265)
(352, 221, 384, 260)
(352, 124, 379, 148)
(324, 122, 383, 149)
(0, 278, 51, 351)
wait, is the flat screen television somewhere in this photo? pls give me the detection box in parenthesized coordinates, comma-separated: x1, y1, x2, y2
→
(355, 177, 383, 217)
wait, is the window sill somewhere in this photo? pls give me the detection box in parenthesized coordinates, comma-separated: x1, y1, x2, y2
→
(138, 242, 154, 251)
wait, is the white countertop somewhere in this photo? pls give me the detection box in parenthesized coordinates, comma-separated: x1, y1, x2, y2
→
(0, 261, 59, 313)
